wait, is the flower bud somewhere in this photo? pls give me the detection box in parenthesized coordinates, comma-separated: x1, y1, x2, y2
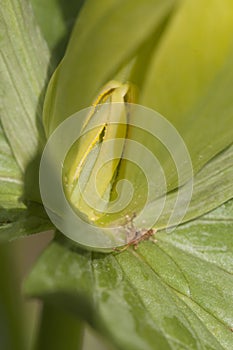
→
(62, 80, 135, 224)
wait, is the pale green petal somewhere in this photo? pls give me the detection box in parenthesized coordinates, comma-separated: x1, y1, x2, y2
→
(43, 0, 176, 135)
(141, 0, 233, 175)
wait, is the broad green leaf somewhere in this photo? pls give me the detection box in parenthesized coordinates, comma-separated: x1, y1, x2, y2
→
(25, 199, 233, 350)
(141, 0, 233, 176)
(0, 122, 24, 211)
(0, 101, 53, 241)
(0, 0, 50, 172)
(157, 199, 233, 274)
(97, 139, 233, 231)
(0, 2, 54, 239)
(30, 0, 85, 65)
(43, 0, 176, 135)
(142, 144, 233, 229)
(0, 203, 54, 243)
(203, 199, 233, 221)
(0, 116, 53, 240)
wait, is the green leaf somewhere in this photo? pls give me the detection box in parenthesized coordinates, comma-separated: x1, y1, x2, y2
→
(30, 0, 85, 65)
(0, 203, 54, 243)
(141, 0, 233, 176)
(0, 103, 53, 242)
(0, 115, 53, 241)
(0, 1, 52, 242)
(0, 122, 24, 210)
(0, 0, 50, 171)
(43, 0, 176, 135)
(24, 199, 233, 350)
(142, 144, 233, 229)
(0, 119, 52, 242)
(157, 199, 233, 274)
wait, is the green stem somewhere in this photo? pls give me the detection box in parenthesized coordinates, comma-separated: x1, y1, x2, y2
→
(0, 242, 26, 350)
(34, 302, 84, 350)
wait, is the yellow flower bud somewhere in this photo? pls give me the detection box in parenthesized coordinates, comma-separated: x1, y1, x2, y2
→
(63, 80, 135, 224)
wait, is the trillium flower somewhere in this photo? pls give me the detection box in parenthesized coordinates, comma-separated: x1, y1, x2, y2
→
(0, 0, 233, 349)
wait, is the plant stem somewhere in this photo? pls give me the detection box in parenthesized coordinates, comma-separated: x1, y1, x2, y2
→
(34, 302, 84, 350)
(0, 242, 26, 350)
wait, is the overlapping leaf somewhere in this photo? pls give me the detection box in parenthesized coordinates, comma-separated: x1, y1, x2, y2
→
(0, 107, 52, 241)
(0, 122, 23, 211)
(25, 199, 233, 350)
(0, 0, 53, 238)
(0, 0, 49, 172)
(30, 0, 85, 65)
(142, 144, 233, 229)
(0, 115, 53, 241)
